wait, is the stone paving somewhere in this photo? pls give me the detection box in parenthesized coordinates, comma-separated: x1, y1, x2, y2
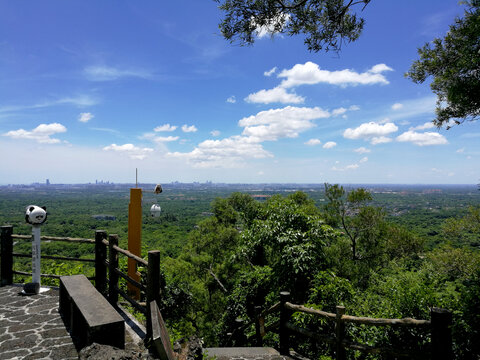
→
(0, 285, 78, 359)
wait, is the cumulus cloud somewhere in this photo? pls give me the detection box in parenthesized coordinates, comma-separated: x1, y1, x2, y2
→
(211, 130, 220, 137)
(343, 122, 398, 144)
(354, 147, 370, 154)
(323, 141, 337, 149)
(456, 147, 465, 153)
(154, 124, 177, 132)
(359, 156, 368, 163)
(396, 131, 448, 146)
(102, 143, 153, 160)
(182, 124, 198, 133)
(332, 107, 347, 117)
(84, 65, 152, 81)
(254, 13, 290, 39)
(409, 122, 435, 131)
(332, 163, 359, 171)
(245, 87, 304, 104)
(78, 112, 94, 123)
(239, 106, 330, 141)
(168, 135, 272, 168)
(226, 96, 236, 103)
(305, 138, 321, 146)
(152, 136, 179, 142)
(392, 103, 403, 110)
(3, 123, 67, 144)
(278, 61, 393, 88)
(264, 67, 277, 76)
(371, 136, 393, 145)
(168, 105, 332, 168)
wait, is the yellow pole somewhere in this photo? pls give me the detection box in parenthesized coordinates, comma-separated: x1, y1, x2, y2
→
(128, 187, 142, 299)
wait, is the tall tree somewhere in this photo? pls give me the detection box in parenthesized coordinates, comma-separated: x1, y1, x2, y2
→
(216, 0, 371, 52)
(406, 1, 480, 128)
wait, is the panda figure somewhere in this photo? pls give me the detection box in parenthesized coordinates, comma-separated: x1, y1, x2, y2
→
(25, 205, 47, 225)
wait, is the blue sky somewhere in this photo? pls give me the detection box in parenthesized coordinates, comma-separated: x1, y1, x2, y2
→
(0, 1, 478, 184)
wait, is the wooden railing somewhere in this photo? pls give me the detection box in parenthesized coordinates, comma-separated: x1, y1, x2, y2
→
(230, 291, 452, 360)
(0, 226, 161, 341)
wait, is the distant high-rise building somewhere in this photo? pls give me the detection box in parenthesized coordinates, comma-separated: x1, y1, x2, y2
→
(46, 179, 50, 186)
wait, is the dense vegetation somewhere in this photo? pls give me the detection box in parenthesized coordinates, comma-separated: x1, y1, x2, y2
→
(0, 183, 479, 358)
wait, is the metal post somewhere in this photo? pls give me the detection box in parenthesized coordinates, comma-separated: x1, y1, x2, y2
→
(1, 226, 13, 286)
(31, 225, 41, 286)
(95, 230, 107, 296)
(279, 291, 291, 355)
(108, 234, 119, 306)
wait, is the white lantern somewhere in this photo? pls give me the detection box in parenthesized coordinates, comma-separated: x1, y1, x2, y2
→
(150, 204, 162, 217)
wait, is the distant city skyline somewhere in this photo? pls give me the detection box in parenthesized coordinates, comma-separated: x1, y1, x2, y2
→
(0, 1, 478, 184)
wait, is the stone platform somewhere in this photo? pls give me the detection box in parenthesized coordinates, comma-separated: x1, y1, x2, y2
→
(205, 347, 292, 360)
(0, 285, 77, 359)
(0, 284, 149, 359)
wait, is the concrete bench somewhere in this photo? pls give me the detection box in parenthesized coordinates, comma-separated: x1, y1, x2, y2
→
(59, 274, 125, 349)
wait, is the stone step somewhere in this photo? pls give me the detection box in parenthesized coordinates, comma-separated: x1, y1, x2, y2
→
(204, 347, 291, 360)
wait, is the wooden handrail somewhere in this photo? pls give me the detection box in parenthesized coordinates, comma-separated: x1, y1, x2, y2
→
(12, 252, 95, 263)
(112, 244, 148, 266)
(285, 302, 430, 326)
(12, 234, 95, 244)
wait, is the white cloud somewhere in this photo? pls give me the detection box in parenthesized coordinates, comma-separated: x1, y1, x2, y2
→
(0, 95, 98, 114)
(102, 143, 154, 160)
(343, 122, 398, 143)
(154, 124, 177, 132)
(332, 107, 347, 117)
(210, 130, 221, 137)
(354, 147, 370, 154)
(168, 135, 273, 168)
(152, 136, 179, 142)
(254, 13, 290, 39)
(392, 103, 403, 110)
(264, 67, 277, 76)
(78, 112, 94, 123)
(239, 106, 330, 141)
(182, 124, 198, 133)
(456, 148, 465, 153)
(359, 156, 368, 163)
(409, 122, 435, 131)
(3, 123, 67, 144)
(305, 139, 321, 146)
(227, 96, 236, 103)
(371, 136, 392, 145)
(278, 62, 393, 88)
(332, 163, 359, 171)
(84, 65, 152, 81)
(349, 105, 360, 111)
(323, 141, 337, 149)
(245, 87, 304, 104)
(396, 131, 448, 146)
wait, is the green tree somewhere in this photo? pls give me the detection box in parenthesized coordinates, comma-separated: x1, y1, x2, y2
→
(406, 0, 480, 128)
(216, 0, 371, 52)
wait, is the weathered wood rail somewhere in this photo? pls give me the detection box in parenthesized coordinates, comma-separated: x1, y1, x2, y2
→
(0, 226, 161, 342)
(231, 291, 452, 360)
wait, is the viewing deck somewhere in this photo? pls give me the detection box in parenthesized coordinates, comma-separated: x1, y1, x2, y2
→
(0, 284, 148, 359)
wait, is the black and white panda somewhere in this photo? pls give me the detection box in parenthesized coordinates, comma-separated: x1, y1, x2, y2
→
(25, 205, 47, 225)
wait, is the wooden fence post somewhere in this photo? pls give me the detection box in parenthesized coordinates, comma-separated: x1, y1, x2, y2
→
(254, 305, 263, 347)
(279, 291, 291, 355)
(146, 250, 161, 341)
(95, 230, 107, 296)
(431, 308, 453, 360)
(108, 234, 119, 306)
(1, 226, 13, 286)
(232, 318, 246, 346)
(335, 306, 346, 360)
